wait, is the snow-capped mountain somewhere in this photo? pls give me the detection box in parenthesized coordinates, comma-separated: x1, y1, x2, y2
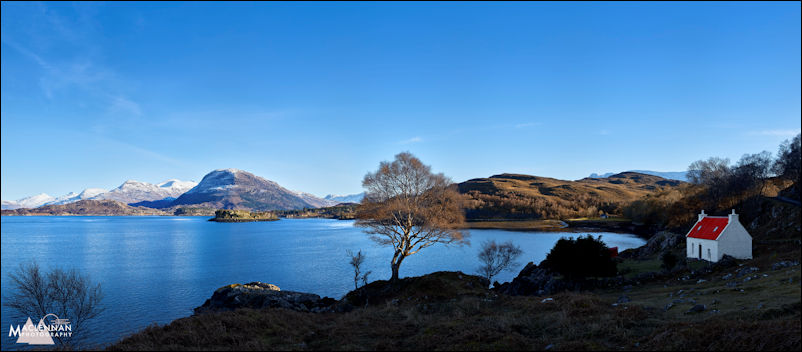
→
(172, 168, 326, 210)
(324, 192, 365, 204)
(2, 179, 197, 210)
(45, 188, 107, 205)
(1, 193, 56, 210)
(92, 179, 198, 204)
(293, 191, 339, 208)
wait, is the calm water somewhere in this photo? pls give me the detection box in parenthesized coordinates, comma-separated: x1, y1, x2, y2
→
(0, 216, 645, 349)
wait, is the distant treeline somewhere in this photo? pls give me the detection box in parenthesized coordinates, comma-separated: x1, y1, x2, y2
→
(623, 133, 800, 232)
(274, 203, 357, 220)
(462, 191, 620, 220)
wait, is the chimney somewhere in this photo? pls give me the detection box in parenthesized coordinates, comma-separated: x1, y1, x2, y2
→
(698, 210, 706, 222)
(729, 209, 738, 223)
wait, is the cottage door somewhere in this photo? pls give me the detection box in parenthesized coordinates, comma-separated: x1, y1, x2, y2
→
(698, 244, 702, 259)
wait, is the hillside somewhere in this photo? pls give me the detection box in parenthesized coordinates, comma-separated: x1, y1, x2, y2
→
(0, 200, 168, 216)
(459, 172, 682, 220)
(107, 191, 800, 351)
(171, 169, 328, 211)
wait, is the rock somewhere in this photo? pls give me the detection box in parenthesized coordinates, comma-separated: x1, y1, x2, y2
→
(673, 299, 685, 304)
(664, 303, 674, 311)
(757, 303, 764, 309)
(715, 255, 738, 269)
(544, 344, 554, 350)
(495, 262, 567, 296)
(726, 281, 738, 288)
(630, 232, 684, 259)
(736, 266, 760, 278)
(711, 299, 720, 305)
(771, 261, 800, 270)
(687, 304, 706, 313)
(541, 298, 554, 303)
(194, 282, 335, 314)
(696, 279, 707, 284)
(722, 273, 733, 280)
(617, 295, 631, 303)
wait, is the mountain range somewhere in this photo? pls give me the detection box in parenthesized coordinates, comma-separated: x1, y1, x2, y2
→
(3, 169, 674, 215)
(1, 179, 198, 210)
(2, 168, 367, 211)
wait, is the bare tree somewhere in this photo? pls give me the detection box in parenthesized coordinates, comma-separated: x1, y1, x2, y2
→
(477, 240, 523, 283)
(732, 151, 773, 197)
(346, 249, 371, 289)
(687, 157, 732, 207)
(687, 157, 731, 186)
(356, 152, 468, 281)
(773, 133, 801, 182)
(4, 262, 104, 347)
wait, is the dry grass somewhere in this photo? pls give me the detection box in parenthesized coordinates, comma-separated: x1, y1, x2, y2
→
(108, 263, 801, 351)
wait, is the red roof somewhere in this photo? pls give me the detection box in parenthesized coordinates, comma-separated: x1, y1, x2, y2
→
(687, 217, 729, 240)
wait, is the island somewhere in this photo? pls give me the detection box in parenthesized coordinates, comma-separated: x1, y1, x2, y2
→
(209, 209, 279, 222)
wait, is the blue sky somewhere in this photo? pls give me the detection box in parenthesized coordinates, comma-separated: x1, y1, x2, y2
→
(1, 2, 800, 200)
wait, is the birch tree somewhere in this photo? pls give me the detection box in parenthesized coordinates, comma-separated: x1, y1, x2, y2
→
(356, 152, 468, 281)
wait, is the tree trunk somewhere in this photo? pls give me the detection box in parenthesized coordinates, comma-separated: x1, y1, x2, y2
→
(390, 252, 406, 282)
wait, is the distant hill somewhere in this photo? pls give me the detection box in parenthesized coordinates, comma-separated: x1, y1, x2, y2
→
(588, 170, 688, 182)
(170, 169, 328, 211)
(0, 200, 168, 216)
(459, 172, 682, 220)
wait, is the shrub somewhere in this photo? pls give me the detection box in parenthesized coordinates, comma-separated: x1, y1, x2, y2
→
(661, 251, 679, 271)
(542, 235, 617, 280)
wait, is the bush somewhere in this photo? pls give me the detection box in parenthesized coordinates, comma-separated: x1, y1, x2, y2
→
(542, 235, 617, 280)
(661, 251, 679, 271)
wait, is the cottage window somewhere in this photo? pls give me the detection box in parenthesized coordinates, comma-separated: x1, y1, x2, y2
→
(708, 248, 711, 259)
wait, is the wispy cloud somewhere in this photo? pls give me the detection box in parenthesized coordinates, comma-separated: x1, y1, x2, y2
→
(747, 129, 801, 137)
(400, 136, 423, 144)
(1, 3, 140, 116)
(599, 129, 611, 135)
(514, 122, 540, 129)
(108, 95, 142, 117)
(98, 135, 188, 167)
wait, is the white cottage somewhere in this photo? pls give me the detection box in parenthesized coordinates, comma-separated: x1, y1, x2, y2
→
(686, 209, 753, 262)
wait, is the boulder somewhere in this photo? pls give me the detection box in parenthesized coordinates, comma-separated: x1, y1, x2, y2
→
(736, 266, 760, 278)
(623, 232, 683, 259)
(687, 304, 706, 313)
(771, 261, 800, 270)
(194, 281, 335, 314)
(494, 262, 568, 296)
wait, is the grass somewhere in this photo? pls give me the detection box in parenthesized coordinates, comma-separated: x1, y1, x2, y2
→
(108, 263, 801, 351)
